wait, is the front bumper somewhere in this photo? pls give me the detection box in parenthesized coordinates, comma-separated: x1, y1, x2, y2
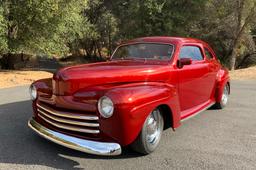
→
(28, 118, 122, 156)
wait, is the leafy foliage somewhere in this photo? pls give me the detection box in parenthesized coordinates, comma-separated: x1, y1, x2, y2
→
(108, 0, 206, 38)
(0, 5, 7, 53)
(0, 0, 88, 55)
(0, 0, 256, 69)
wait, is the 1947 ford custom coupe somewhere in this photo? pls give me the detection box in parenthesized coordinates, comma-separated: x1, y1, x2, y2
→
(28, 37, 230, 156)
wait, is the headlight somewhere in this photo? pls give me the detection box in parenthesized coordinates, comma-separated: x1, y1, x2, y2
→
(98, 96, 114, 118)
(29, 85, 37, 100)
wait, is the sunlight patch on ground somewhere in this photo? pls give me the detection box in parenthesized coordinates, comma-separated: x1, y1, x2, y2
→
(0, 163, 51, 170)
(230, 66, 256, 80)
(0, 71, 52, 89)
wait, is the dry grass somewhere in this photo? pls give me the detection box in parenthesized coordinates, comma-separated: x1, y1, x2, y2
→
(230, 66, 256, 80)
(0, 70, 52, 89)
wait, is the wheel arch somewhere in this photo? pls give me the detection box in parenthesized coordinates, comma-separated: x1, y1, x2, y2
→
(227, 81, 231, 94)
(157, 104, 173, 130)
(215, 67, 230, 102)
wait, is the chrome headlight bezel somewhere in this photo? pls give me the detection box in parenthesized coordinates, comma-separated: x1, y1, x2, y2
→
(98, 96, 114, 118)
(29, 85, 37, 101)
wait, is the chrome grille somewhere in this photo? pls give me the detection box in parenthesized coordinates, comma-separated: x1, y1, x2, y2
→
(36, 103, 100, 134)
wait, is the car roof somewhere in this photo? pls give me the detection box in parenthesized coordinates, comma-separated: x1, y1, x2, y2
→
(123, 36, 208, 46)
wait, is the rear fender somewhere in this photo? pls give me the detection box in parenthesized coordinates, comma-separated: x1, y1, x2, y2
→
(215, 68, 230, 102)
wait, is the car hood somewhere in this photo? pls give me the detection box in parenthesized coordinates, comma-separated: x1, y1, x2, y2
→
(53, 60, 171, 95)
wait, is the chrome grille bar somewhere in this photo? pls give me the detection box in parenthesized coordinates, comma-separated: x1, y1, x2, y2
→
(36, 103, 98, 121)
(37, 108, 99, 127)
(38, 114, 100, 134)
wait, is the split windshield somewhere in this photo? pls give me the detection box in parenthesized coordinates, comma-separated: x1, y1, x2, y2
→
(111, 43, 174, 61)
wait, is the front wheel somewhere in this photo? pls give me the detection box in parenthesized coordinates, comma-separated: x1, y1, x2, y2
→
(214, 83, 229, 109)
(131, 107, 164, 154)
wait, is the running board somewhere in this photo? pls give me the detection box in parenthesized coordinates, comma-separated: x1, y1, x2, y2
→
(181, 102, 215, 122)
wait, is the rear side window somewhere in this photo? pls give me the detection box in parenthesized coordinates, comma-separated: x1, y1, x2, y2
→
(204, 48, 214, 59)
(179, 46, 203, 61)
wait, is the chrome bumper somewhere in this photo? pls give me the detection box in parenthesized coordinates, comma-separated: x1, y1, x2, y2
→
(28, 118, 121, 156)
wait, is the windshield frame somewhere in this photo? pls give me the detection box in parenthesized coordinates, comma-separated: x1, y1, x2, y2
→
(110, 42, 175, 61)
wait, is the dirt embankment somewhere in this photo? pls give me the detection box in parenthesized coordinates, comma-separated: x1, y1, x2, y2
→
(0, 71, 52, 89)
(229, 66, 256, 80)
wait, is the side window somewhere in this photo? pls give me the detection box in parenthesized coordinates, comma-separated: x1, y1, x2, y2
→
(179, 46, 203, 61)
(204, 48, 214, 60)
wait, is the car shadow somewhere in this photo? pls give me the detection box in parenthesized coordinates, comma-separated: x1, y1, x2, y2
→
(0, 100, 142, 169)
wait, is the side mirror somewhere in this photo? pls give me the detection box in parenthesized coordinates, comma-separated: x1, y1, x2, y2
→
(177, 57, 192, 68)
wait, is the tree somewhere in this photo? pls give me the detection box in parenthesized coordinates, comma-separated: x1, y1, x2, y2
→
(187, 0, 256, 69)
(0, 0, 88, 69)
(1, 0, 255, 70)
(107, 0, 206, 39)
(229, 0, 256, 70)
(72, 0, 118, 58)
(0, 5, 7, 54)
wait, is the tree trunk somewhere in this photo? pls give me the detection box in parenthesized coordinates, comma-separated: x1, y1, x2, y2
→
(84, 42, 93, 58)
(230, 23, 248, 70)
(96, 42, 102, 59)
(229, 52, 237, 70)
(229, 30, 243, 70)
(108, 29, 112, 56)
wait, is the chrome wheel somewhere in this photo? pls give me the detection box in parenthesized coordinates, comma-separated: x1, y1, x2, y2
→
(146, 109, 163, 147)
(131, 107, 164, 154)
(221, 84, 229, 106)
(214, 83, 229, 109)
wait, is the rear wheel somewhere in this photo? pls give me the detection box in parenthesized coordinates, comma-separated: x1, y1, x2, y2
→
(214, 83, 229, 109)
(131, 107, 164, 154)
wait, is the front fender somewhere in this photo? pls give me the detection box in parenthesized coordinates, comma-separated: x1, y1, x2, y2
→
(100, 82, 180, 146)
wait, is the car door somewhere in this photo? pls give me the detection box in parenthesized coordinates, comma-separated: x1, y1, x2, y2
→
(203, 46, 220, 99)
(178, 45, 210, 113)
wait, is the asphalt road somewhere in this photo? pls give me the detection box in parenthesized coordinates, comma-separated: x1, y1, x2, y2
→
(0, 80, 256, 170)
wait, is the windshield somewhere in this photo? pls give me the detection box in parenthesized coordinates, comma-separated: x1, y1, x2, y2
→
(111, 43, 174, 60)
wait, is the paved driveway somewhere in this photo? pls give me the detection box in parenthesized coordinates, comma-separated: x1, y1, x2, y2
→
(0, 80, 256, 170)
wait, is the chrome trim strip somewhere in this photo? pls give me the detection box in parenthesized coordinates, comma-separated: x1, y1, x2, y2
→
(37, 103, 99, 121)
(28, 118, 121, 156)
(181, 102, 215, 122)
(38, 114, 100, 134)
(37, 109, 99, 127)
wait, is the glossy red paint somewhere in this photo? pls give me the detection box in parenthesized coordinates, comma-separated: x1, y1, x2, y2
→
(31, 36, 230, 146)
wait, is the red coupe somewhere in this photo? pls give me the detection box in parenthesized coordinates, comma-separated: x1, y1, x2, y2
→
(28, 37, 230, 156)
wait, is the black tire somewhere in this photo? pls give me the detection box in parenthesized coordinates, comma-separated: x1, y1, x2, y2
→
(131, 107, 164, 154)
(214, 83, 229, 109)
